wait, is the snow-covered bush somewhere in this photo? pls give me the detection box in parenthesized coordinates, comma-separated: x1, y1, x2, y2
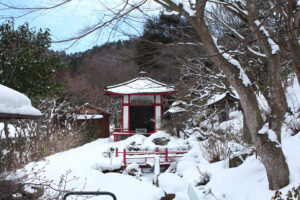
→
(0, 177, 44, 200)
(122, 163, 142, 180)
(284, 113, 300, 136)
(152, 137, 170, 146)
(126, 141, 147, 151)
(195, 167, 211, 186)
(199, 136, 229, 163)
(102, 147, 115, 158)
(0, 97, 84, 173)
(271, 184, 300, 200)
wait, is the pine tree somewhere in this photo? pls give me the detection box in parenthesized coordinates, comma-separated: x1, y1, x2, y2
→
(0, 20, 66, 98)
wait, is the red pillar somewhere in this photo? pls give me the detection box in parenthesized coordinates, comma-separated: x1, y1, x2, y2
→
(116, 147, 118, 157)
(155, 147, 159, 155)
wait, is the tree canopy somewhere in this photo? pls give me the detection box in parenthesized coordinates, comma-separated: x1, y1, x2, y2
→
(0, 20, 66, 98)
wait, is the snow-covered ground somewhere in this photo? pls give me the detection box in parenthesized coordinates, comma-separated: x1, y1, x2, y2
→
(11, 127, 299, 200)
(7, 78, 300, 200)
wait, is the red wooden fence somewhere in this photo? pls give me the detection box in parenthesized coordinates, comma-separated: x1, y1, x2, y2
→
(115, 147, 188, 169)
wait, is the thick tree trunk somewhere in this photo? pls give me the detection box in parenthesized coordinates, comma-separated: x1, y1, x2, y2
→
(191, 0, 290, 190)
(246, 0, 290, 189)
(256, 139, 290, 189)
(158, 0, 290, 190)
(268, 54, 288, 141)
(285, 0, 300, 84)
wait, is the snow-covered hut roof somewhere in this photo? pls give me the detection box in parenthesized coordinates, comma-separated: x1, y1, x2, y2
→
(105, 76, 175, 95)
(0, 84, 41, 119)
(73, 103, 111, 116)
(76, 114, 103, 120)
(164, 106, 187, 115)
(206, 92, 239, 106)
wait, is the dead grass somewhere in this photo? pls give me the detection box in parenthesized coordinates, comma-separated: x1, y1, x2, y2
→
(199, 136, 229, 163)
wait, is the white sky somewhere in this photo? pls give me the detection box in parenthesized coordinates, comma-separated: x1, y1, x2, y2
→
(0, 0, 162, 53)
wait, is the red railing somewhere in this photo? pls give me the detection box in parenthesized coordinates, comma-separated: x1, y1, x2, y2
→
(113, 128, 129, 133)
(115, 147, 188, 168)
(112, 129, 153, 142)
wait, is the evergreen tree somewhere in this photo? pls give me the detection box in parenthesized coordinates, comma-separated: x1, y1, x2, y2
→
(0, 20, 66, 98)
(134, 13, 182, 70)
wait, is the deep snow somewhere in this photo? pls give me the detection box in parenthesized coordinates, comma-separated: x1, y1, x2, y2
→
(7, 77, 300, 200)
(13, 128, 300, 200)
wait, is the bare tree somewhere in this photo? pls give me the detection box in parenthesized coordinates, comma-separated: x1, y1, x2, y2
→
(1, 0, 299, 190)
(152, 0, 291, 190)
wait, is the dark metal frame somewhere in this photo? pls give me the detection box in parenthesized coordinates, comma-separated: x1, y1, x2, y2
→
(63, 191, 117, 200)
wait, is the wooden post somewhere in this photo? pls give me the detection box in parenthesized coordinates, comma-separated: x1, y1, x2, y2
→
(225, 98, 229, 121)
(165, 148, 168, 162)
(123, 149, 126, 167)
(4, 120, 9, 139)
(116, 147, 118, 157)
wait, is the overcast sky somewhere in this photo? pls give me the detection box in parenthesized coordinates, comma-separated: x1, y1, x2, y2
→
(0, 0, 162, 54)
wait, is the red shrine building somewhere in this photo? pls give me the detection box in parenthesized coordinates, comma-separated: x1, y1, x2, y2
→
(105, 72, 175, 141)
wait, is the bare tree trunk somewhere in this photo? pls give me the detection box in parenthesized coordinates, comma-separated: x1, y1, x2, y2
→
(284, 0, 300, 83)
(156, 0, 290, 190)
(247, 0, 289, 189)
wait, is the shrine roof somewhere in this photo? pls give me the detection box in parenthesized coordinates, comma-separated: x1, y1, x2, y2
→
(105, 76, 175, 95)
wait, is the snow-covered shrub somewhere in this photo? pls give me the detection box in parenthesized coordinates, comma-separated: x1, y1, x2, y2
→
(0, 97, 84, 173)
(122, 163, 142, 180)
(229, 153, 254, 168)
(195, 167, 211, 186)
(184, 128, 207, 141)
(271, 184, 300, 200)
(284, 113, 300, 136)
(160, 193, 176, 200)
(126, 141, 146, 151)
(0, 178, 43, 200)
(199, 136, 229, 163)
(102, 147, 115, 158)
(162, 108, 190, 138)
(152, 137, 170, 146)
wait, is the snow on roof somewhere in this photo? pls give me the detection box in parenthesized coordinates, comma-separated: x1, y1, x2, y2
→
(164, 106, 187, 114)
(172, 100, 188, 107)
(76, 114, 103, 120)
(75, 103, 112, 116)
(0, 84, 41, 118)
(105, 76, 175, 95)
(206, 92, 239, 106)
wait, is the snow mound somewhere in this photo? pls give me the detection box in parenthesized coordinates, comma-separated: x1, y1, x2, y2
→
(159, 173, 188, 194)
(0, 84, 41, 116)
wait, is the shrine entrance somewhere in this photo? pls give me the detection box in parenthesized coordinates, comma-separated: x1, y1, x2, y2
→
(129, 106, 154, 132)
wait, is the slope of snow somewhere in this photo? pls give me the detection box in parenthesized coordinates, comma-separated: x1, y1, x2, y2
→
(13, 127, 300, 200)
(11, 78, 300, 200)
(20, 138, 164, 200)
(0, 84, 41, 116)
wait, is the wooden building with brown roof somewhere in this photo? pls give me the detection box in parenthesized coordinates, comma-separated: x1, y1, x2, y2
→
(72, 103, 111, 138)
